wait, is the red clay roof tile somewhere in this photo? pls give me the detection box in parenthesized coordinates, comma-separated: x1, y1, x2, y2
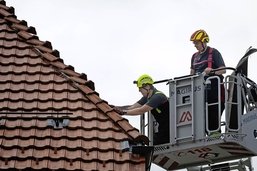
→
(0, 0, 149, 170)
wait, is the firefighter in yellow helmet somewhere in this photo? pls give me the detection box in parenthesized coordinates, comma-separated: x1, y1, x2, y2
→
(190, 29, 226, 137)
(114, 74, 169, 145)
(190, 29, 225, 75)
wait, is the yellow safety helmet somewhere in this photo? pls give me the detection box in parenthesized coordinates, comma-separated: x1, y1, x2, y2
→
(190, 29, 209, 43)
(135, 74, 154, 88)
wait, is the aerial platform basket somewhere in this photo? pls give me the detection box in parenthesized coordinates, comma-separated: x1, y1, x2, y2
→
(142, 73, 257, 170)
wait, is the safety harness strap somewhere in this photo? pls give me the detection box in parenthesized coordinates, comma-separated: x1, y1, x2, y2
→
(207, 47, 213, 68)
(154, 91, 165, 113)
(193, 47, 213, 69)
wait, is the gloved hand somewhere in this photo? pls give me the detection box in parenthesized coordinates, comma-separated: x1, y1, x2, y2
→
(209, 70, 215, 76)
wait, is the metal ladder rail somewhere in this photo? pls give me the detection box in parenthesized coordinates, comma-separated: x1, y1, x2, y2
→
(205, 76, 222, 134)
(140, 112, 155, 145)
(225, 74, 242, 132)
(140, 113, 147, 135)
(240, 76, 257, 111)
(240, 77, 251, 112)
(187, 157, 253, 171)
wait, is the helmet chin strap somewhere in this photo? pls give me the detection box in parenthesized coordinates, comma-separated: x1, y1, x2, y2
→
(141, 87, 150, 96)
(141, 85, 152, 98)
(145, 86, 154, 98)
(200, 42, 207, 53)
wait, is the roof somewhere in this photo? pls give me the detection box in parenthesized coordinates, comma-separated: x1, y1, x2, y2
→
(0, 1, 149, 170)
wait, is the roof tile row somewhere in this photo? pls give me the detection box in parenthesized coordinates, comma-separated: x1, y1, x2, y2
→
(0, 0, 148, 170)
